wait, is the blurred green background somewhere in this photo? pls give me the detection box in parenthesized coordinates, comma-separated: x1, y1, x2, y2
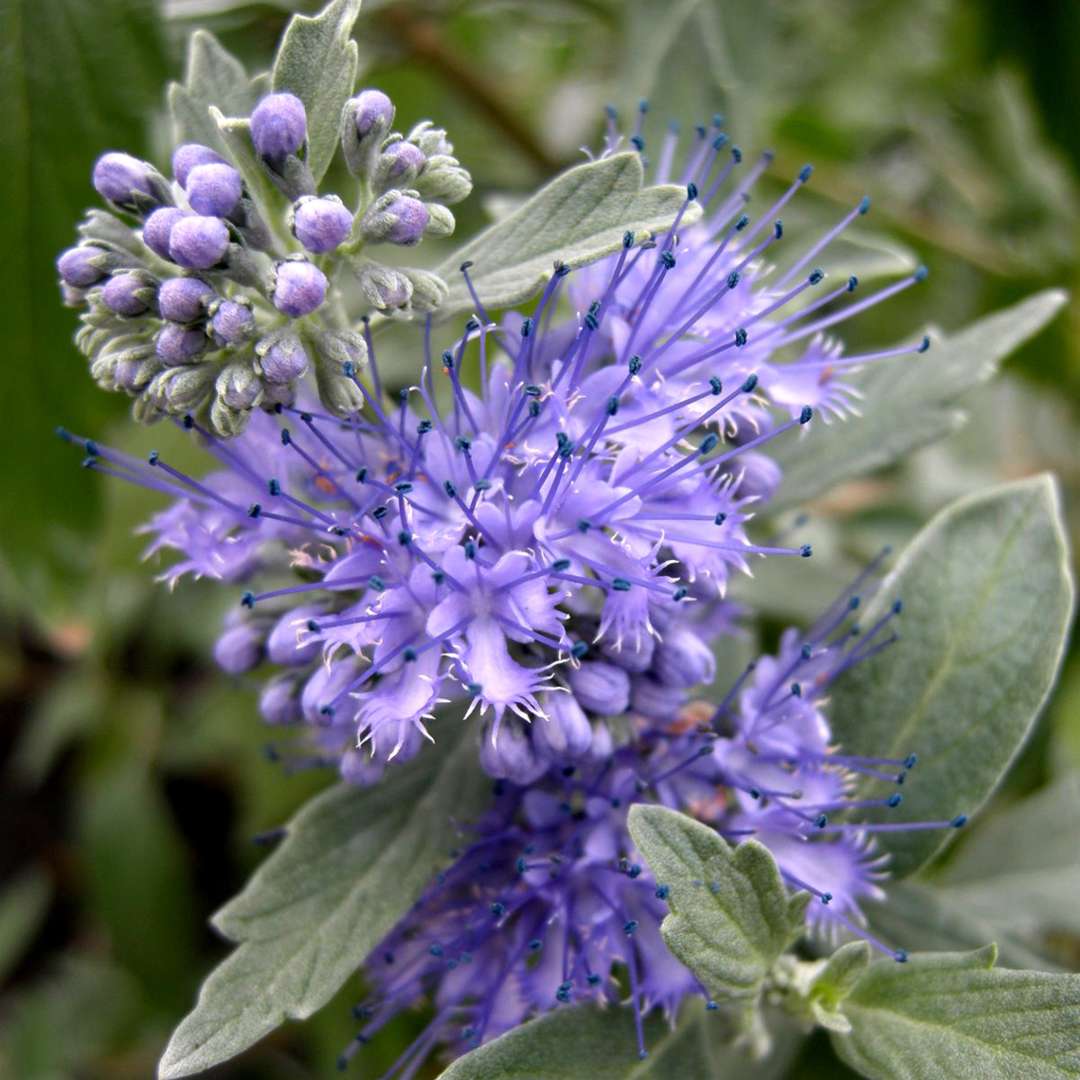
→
(1, 1, 1078, 1076)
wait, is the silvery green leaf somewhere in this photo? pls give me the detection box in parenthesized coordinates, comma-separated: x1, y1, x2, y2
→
(770, 289, 1067, 511)
(830, 475, 1075, 878)
(168, 30, 260, 153)
(930, 773, 1080, 937)
(157, 730, 489, 1078)
(435, 153, 697, 317)
(271, 0, 360, 185)
(627, 805, 808, 1028)
(831, 946, 1080, 1079)
(438, 1000, 805, 1080)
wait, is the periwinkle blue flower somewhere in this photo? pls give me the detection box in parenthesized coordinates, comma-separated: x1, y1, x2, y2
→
(168, 215, 230, 269)
(171, 143, 227, 187)
(250, 92, 307, 161)
(92, 151, 153, 205)
(155, 323, 206, 365)
(568, 661, 631, 716)
(57, 246, 106, 288)
(142, 207, 188, 260)
(101, 271, 153, 317)
(292, 195, 353, 253)
(185, 162, 243, 218)
(158, 277, 215, 324)
(210, 299, 255, 344)
(272, 258, 327, 316)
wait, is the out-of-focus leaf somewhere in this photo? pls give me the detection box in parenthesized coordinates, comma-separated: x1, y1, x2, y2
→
(830, 475, 1075, 878)
(271, 0, 360, 184)
(831, 946, 1080, 1079)
(439, 1000, 806, 1080)
(627, 805, 808, 1030)
(434, 153, 696, 316)
(12, 671, 104, 785)
(0, 0, 169, 617)
(158, 723, 490, 1078)
(0, 867, 51, 985)
(770, 290, 1068, 511)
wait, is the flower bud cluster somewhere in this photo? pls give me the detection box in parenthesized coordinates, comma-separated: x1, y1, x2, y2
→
(58, 87, 471, 436)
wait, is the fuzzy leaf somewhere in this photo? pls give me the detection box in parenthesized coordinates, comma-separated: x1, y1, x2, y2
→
(829, 475, 1074, 878)
(627, 805, 808, 1021)
(271, 0, 360, 185)
(435, 153, 697, 316)
(770, 289, 1067, 511)
(168, 30, 260, 153)
(438, 1000, 805, 1080)
(157, 729, 488, 1078)
(832, 946, 1080, 1079)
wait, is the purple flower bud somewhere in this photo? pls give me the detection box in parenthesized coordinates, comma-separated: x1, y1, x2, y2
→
(362, 195, 429, 246)
(630, 676, 687, 721)
(292, 195, 353, 253)
(168, 216, 230, 269)
(533, 693, 592, 762)
(172, 143, 226, 187)
(92, 151, 152, 205)
(272, 259, 327, 317)
(654, 627, 716, 688)
(259, 674, 302, 725)
(102, 272, 152, 316)
(599, 634, 655, 673)
(143, 207, 188, 260)
(56, 246, 106, 288)
(158, 277, 215, 323)
(568, 661, 631, 716)
(377, 141, 426, 184)
(353, 88, 394, 137)
(340, 748, 382, 787)
(266, 605, 323, 665)
(210, 299, 254, 344)
(480, 721, 546, 785)
(155, 323, 207, 365)
(214, 619, 264, 674)
(185, 162, 243, 217)
(257, 335, 309, 383)
(727, 450, 783, 501)
(250, 92, 307, 160)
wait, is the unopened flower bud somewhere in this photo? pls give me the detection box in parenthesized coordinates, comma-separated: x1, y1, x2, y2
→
(113, 349, 158, 392)
(214, 618, 264, 674)
(312, 329, 367, 415)
(400, 268, 448, 312)
(186, 162, 243, 218)
(423, 202, 455, 238)
(57, 246, 106, 288)
(480, 720, 546, 785)
(147, 363, 215, 412)
(102, 271, 155, 316)
(169, 215, 230, 269)
(215, 360, 263, 410)
(407, 121, 453, 157)
(172, 143, 227, 187)
(292, 195, 353, 253)
(210, 298, 255, 344)
(631, 676, 687, 720)
(340, 748, 382, 787)
(585, 718, 614, 765)
(360, 193, 429, 246)
(413, 155, 473, 204)
(251, 92, 307, 161)
(353, 88, 394, 138)
(600, 634, 655, 673)
(654, 626, 716, 688)
(92, 152, 153, 205)
(568, 661, 631, 716)
(726, 449, 782, 501)
(534, 692, 593, 762)
(259, 674, 302, 725)
(272, 258, 327, 317)
(266, 605, 323, 665)
(209, 396, 251, 438)
(155, 323, 207, 365)
(256, 333, 309, 383)
(158, 277, 215, 323)
(353, 260, 413, 310)
(373, 141, 426, 191)
(142, 207, 188, 260)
